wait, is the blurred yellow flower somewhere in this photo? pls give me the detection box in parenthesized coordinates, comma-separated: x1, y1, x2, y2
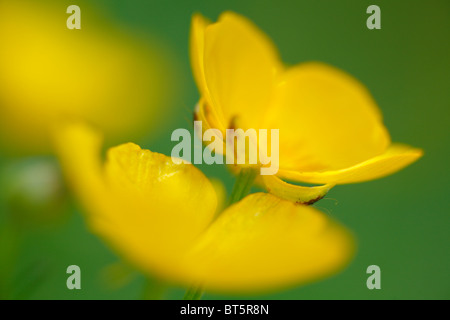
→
(190, 12, 423, 202)
(0, 0, 173, 155)
(55, 123, 354, 293)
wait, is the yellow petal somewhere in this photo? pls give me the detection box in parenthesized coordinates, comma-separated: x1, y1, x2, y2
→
(264, 62, 391, 172)
(53, 123, 106, 217)
(202, 12, 283, 130)
(194, 98, 227, 143)
(183, 193, 355, 293)
(262, 175, 334, 204)
(54, 123, 217, 284)
(277, 143, 423, 184)
(190, 14, 215, 118)
(190, 13, 209, 87)
(0, 1, 172, 154)
(208, 178, 227, 216)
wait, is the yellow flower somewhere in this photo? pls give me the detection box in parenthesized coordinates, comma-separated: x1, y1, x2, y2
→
(0, 0, 173, 155)
(190, 12, 423, 202)
(55, 123, 354, 293)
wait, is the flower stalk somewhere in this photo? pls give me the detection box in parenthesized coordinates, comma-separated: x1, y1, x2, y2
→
(227, 168, 258, 206)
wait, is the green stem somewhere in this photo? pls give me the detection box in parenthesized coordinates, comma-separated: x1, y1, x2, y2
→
(182, 168, 258, 300)
(142, 277, 167, 300)
(227, 168, 258, 206)
(183, 284, 204, 300)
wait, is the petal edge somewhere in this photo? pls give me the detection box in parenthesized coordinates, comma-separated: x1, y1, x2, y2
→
(277, 144, 423, 184)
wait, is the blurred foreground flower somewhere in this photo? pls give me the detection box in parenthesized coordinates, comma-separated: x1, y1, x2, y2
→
(0, 0, 173, 155)
(1, 157, 68, 226)
(55, 123, 354, 294)
(191, 12, 422, 202)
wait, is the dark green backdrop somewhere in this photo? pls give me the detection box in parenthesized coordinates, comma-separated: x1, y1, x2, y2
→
(1, 0, 449, 299)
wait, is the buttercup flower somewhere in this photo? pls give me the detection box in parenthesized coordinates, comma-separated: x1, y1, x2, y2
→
(191, 12, 423, 202)
(0, 0, 172, 154)
(55, 123, 354, 293)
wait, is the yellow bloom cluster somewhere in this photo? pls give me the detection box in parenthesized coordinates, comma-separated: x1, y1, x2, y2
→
(55, 12, 422, 294)
(191, 12, 422, 202)
(56, 123, 354, 293)
(0, 0, 171, 155)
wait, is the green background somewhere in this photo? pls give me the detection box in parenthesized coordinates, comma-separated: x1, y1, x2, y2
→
(0, 0, 449, 299)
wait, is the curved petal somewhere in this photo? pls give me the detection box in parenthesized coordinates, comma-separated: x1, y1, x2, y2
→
(262, 175, 334, 204)
(265, 62, 391, 172)
(183, 193, 355, 293)
(190, 14, 213, 111)
(0, 1, 172, 154)
(203, 12, 283, 130)
(52, 123, 107, 217)
(54, 123, 217, 283)
(277, 143, 423, 184)
(194, 98, 227, 142)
